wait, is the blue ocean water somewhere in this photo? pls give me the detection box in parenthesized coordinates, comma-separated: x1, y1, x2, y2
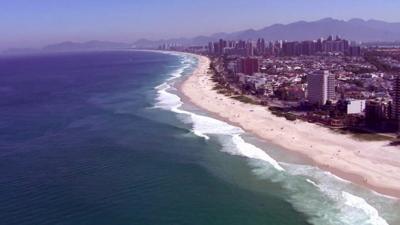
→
(0, 50, 398, 225)
(0, 51, 310, 225)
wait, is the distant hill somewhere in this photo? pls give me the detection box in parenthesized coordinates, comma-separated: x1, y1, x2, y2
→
(2, 48, 40, 55)
(133, 18, 400, 48)
(1, 41, 133, 54)
(43, 40, 132, 52)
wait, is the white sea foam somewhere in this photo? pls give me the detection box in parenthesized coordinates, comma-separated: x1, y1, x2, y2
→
(153, 52, 396, 225)
(230, 134, 285, 171)
(280, 163, 393, 225)
(342, 192, 389, 225)
(249, 161, 394, 225)
(306, 178, 319, 187)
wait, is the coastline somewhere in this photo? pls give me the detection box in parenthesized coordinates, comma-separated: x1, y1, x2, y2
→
(179, 52, 400, 199)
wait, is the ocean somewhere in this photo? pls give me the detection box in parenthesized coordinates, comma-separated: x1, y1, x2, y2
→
(0, 50, 399, 225)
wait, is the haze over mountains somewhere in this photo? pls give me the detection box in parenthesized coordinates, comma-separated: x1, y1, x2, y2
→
(4, 18, 400, 53)
(134, 18, 400, 47)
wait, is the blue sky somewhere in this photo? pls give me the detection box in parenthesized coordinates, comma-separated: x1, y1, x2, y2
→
(1, 0, 400, 49)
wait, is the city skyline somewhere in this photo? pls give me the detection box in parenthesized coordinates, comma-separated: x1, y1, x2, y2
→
(2, 0, 400, 50)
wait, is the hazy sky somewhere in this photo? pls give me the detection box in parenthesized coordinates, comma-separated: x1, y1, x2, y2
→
(1, 0, 400, 49)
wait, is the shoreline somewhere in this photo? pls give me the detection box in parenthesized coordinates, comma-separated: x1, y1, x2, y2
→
(178, 52, 400, 199)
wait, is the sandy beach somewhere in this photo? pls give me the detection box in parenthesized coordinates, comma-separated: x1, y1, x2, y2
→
(180, 53, 400, 198)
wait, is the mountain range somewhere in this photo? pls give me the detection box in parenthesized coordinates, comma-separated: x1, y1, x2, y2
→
(133, 18, 400, 47)
(3, 18, 400, 54)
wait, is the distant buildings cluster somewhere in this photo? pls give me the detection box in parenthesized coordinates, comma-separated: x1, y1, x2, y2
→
(207, 36, 362, 57)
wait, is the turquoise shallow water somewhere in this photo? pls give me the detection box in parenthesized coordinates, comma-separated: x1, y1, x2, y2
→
(0, 51, 314, 225)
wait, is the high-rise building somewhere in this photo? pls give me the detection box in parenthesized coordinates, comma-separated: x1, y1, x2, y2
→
(213, 42, 220, 56)
(366, 100, 392, 125)
(219, 39, 227, 55)
(307, 70, 336, 105)
(301, 41, 315, 55)
(237, 57, 259, 75)
(348, 46, 362, 57)
(282, 41, 298, 56)
(316, 38, 323, 52)
(322, 36, 349, 54)
(393, 75, 400, 130)
(327, 71, 336, 101)
(207, 42, 213, 55)
(245, 42, 254, 57)
(256, 38, 266, 56)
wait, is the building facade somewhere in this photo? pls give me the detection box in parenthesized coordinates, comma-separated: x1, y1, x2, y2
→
(236, 57, 259, 75)
(393, 75, 400, 130)
(346, 100, 366, 114)
(307, 70, 335, 105)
